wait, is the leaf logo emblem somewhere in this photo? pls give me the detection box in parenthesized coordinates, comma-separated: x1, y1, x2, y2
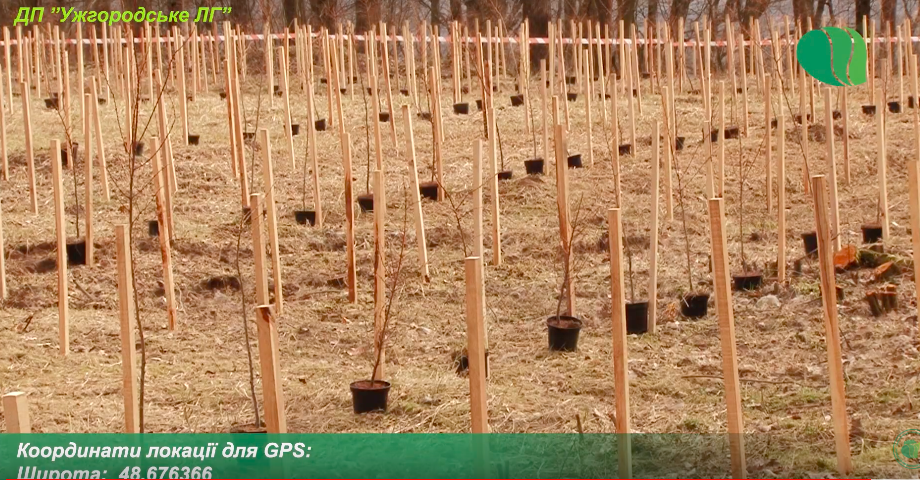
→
(796, 26, 868, 87)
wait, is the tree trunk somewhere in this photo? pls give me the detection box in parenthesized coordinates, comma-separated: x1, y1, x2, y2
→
(356, 0, 381, 34)
(524, 0, 551, 70)
(619, 0, 637, 29)
(881, 0, 897, 26)
(855, 0, 871, 34)
(450, 0, 463, 22)
(313, 0, 337, 30)
(792, 0, 814, 26)
(648, 0, 659, 26)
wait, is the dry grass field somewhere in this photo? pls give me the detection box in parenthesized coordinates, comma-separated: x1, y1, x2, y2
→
(0, 44, 919, 477)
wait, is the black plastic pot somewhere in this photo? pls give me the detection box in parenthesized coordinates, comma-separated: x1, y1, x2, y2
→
(400, 88, 409, 96)
(675, 137, 686, 151)
(132, 142, 144, 157)
(349, 380, 391, 414)
(910, 96, 917, 109)
(565, 75, 577, 85)
(861, 223, 883, 245)
(295, 210, 317, 226)
(219, 92, 227, 100)
(731, 271, 763, 291)
(290, 124, 300, 136)
(148, 220, 159, 237)
(632, 88, 639, 97)
(736, 87, 744, 94)
(618, 144, 633, 156)
(862, 105, 877, 115)
(60, 143, 80, 166)
(510, 94, 525, 106)
(547, 315, 583, 351)
(680, 293, 710, 318)
(44, 97, 59, 109)
(476, 99, 483, 111)
(524, 158, 545, 175)
(274, 90, 283, 97)
(793, 113, 813, 124)
(709, 129, 721, 142)
(379, 112, 390, 122)
(97, 97, 107, 105)
(418, 112, 433, 122)
(724, 126, 740, 139)
(889, 101, 902, 113)
(802, 231, 818, 256)
(366, 87, 375, 95)
(66, 241, 87, 266)
(419, 181, 439, 201)
(340, 88, 347, 94)
(188, 134, 200, 145)
(453, 102, 470, 115)
(770, 118, 778, 129)
(456, 350, 489, 374)
(625, 302, 649, 335)
(567, 154, 583, 169)
(832, 110, 842, 120)
(243, 131, 255, 141)
(641, 72, 651, 79)
(315, 119, 328, 131)
(357, 193, 374, 213)
(497, 170, 513, 181)
(566, 92, 578, 102)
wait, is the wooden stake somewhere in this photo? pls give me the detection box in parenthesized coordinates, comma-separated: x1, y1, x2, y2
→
(2, 27, 12, 114)
(373, 170, 387, 381)
(707, 197, 747, 479)
(704, 120, 714, 198)
(51, 139, 69, 356)
(648, 123, 660, 333)
(823, 87, 841, 251)
(585, 51, 594, 167)
(259, 129, 283, 316)
(908, 160, 920, 312)
(472, 137, 484, 260)
(718, 81, 726, 197)
(464, 256, 489, 433)
(2, 392, 30, 433)
(21, 82, 36, 213)
(877, 94, 889, 243)
(661, 87, 674, 222)
(83, 93, 93, 266)
(76, 24, 85, 131)
(607, 208, 632, 478)
(177, 31, 189, 146)
(541, 59, 550, 163)
(0, 56, 6, 180)
(778, 113, 787, 283)
(765, 75, 772, 214)
(90, 79, 110, 201)
(255, 305, 286, 433)
(486, 65, 501, 266)
(810, 175, 852, 475)
(0, 182, 4, 301)
(842, 81, 851, 185)
(799, 70, 810, 194)
(739, 33, 749, 135)
(554, 124, 574, 315)
(114, 224, 139, 433)
(342, 132, 357, 303)
(265, 23, 274, 108)
(151, 137, 177, 331)
(402, 105, 430, 281)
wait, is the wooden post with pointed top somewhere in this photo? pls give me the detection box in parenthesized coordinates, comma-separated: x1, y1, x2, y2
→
(91, 79, 110, 201)
(464, 255, 489, 433)
(342, 133, 357, 303)
(0, 60, 7, 181)
(823, 87, 841, 251)
(2, 392, 30, 433)
(778, 113, 787, 283)
(877, 94, 889, 243)
(114, 224, 139, 433)
(151, 138, 177, 331)
(555, 124, 574, 316)
(279, 49, 296, 171)
(607, 208, 632, 478)
(402, 106, 430, 281)
(708, 197, 747, 479)
(259, 129, 283, 315)
(811, 175, 852, 475)
(82, 93, 94, 267)
(52, 140, 69, 356)
(765, 75, 773, 214)
(718, 81, 726, 197)
(373, 170, 387, 382)
(21, 81, 37, 214)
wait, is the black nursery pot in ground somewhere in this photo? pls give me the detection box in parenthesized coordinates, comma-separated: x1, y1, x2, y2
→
(456, 350, 490, 374)
(832, 110, 842, 120)
(219, 92, 227, 99)
(188, 135, 200, 145)
(44, 98, 59, 109)
(98, 97, 107, 105)
(724, 126, 740, 139)
(862, 105, 877, 115)
(566, 92, 578, 102)
(400, 89, 409, 96)
(801, 231, 818, 256)
(497, 170, 513, 181)
(770, 118, 778, 128)
(294, 210, 317, 226)
(618, 144, 633, 156)
(567, 154, 583, 168)
(290, 124, 300, 136)
(910, 96, 917, 108)
(418, 112, 433, 122)
(732, 271, 763, 291)
(60, 143, 80, 165)
(349, 380, 391, 414)
(547, 315, 583, 352)
(357, 194, 374, 213)
(148, 220, 159, 237)
(524, 158, 545, 175)
(66, 241, 87, 266)
(379, 112, 390, 122)
(419, 181, 440, 201)
(314, 119, 328, 131)
(476, 100, 483, 111)
(862, 223, 883, 245)
(680, 293, 710, 318)
(889, 101, 902, 113)
(243, 131, 255, 141)
(625, 302, 649, 335)
(675, 136, 686, 151)
(510, 94, 524, 106)
(709, 129, 721, 142)
(453, 102, 470, 115)
(565, 76, 577, 85)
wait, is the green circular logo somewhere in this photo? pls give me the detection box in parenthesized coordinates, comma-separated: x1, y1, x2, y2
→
(894, 429, 920, 468)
